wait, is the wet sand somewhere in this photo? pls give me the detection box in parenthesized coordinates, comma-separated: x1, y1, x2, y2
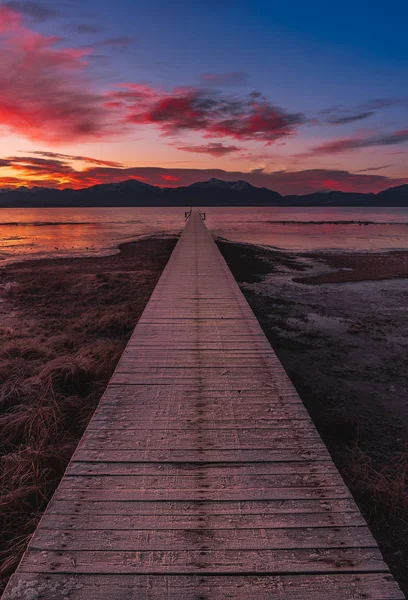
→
(217, 239, 408, 596)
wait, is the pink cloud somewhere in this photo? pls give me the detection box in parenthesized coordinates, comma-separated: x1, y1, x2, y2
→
(110, 85, 305, 143)
(0, 6, 110, 143)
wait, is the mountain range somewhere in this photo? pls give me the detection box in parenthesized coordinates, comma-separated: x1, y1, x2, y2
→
(0, 178, 408, 207)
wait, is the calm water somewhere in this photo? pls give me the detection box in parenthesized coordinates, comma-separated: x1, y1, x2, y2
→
(2, 206, 408, 264)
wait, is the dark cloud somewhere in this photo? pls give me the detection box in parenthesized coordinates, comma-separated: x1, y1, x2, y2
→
(362, 97, 408, 110)
(328, 111, 374, 125)
(309, 130, 408, 154)
(176, 142, 241, 157)
(355, 165, 393, 173)
(111, 85, 305, 143)
(320, 97, 408, 126)
(200, 72, 248, 87)
(29, 151, 123, 167)
(3, 1, 57, 20)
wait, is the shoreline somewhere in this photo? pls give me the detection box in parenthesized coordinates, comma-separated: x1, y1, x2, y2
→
(0, 231, 181, 268)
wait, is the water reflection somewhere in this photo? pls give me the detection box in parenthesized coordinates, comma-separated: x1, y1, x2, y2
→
(1, 206, 408, 263)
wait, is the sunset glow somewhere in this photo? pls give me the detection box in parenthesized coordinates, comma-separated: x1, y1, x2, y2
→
(0, 1, 407, 194)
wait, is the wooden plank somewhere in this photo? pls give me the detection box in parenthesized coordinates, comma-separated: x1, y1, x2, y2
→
(40, 511, 366, 530)
(3, 211, 402, 599)
(67, 460, 340, 476)
(18, 547, 387, 574)
(87, 418, 313, 429)
(30, 526, 376, 552)
(3, 573, 404, 600)
(60, 472, 345, 490)
(53, 485, 351, 502)
(46, 498, 360, 516)
(73, 449, 331, 463)
(79, 429, 322, 448)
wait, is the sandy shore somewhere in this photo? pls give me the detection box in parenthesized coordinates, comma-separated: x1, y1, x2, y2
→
(217, 239, 408, 595)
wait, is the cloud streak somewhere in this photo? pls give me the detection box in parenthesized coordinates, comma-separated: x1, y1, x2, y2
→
(29, 151, 123, 167)
(176, 142, 241, 157)
(327, 111, 374, 125)
(308, 130, 408, 155)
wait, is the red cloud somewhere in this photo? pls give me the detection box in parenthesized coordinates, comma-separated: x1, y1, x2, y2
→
(111, 85, 304, 143)
(177, 142, 241, 157)
(160, 174, 180, 181)
(0, 6, 109, 142)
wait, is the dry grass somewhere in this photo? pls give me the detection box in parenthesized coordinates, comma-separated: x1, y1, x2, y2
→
(0, 236, 176, 592)
(351, 443, 408, 517)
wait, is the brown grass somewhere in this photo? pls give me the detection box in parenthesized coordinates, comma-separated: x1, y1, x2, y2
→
(351, 443, 408, 517)
(0, 236, 176, 591)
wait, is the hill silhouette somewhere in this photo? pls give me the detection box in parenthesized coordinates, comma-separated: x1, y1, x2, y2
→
(0, 178, 407, 207)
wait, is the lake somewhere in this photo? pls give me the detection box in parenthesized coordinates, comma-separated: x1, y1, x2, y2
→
(2, 206, 408, 264)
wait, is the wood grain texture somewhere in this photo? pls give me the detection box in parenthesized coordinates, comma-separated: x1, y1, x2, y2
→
(3, 574, 404, 600)
(2, 211, 403, 599)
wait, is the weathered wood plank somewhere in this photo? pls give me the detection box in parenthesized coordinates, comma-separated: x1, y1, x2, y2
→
(87, 418, 313, 430)
(46, 498, 360, 516)
(60, 472, 345, 490)
(73, 448, 331, 463)
(68, 460, 340, 476)
(30, 526, 376, 552)
(53, 485, 351, 502)
(18, 547, 387, 574)
(3, 573, 404, 600)
(40, 511, 365, 530)
(79, 429, 322, 449)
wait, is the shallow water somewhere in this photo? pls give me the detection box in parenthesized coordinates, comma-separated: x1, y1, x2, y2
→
(1, 206, 408, 263)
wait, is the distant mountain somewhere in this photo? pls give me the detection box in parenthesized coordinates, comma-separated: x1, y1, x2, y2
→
(0, 178, 407, 207)
(165, 179, 283, 206)
(284, 190, 377, 206)
(190, 178, 258, 191)
(83, 179, 159, 195)
(377, 184, 408, 205)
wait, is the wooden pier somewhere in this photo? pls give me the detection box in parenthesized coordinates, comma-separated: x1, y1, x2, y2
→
(3, 211, 403, 599)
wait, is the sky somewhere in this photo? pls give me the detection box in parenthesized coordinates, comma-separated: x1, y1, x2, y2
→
(0, 0, 407, 195)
